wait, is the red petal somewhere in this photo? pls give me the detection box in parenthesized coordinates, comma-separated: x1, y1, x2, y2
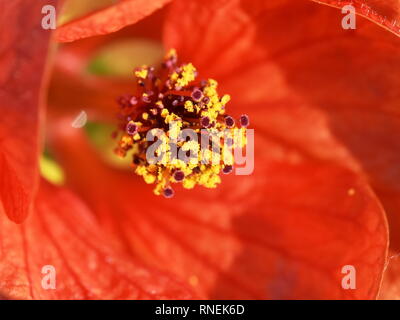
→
(165, 0, 400, 250)
(379, 251, 400, 299)
(49, 9, 166, 120)
(48, 65, 132, 122)
(0, 179, 193, 299)
(55, 0, 171, 43)
(45, 0, 392, 298)
(0, 0, 58, 223)
(49, 122, 388, 299)
(311, 0, 400, 37)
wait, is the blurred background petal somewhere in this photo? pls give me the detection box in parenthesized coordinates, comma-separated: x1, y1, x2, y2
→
(0, 0, 58, 223)
(56, 0, 172, 42)
(165, 0, 400, 251)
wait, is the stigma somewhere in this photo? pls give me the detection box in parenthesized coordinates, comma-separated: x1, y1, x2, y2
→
(113, 49, 248, 198)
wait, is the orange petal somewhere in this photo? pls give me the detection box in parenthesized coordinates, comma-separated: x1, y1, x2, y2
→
(165, 0, 400, 250)
(48, 121, 388, 299)
(55, 0, 171, 43)
(0, 0, 58, 223)
(311, 0, 400, 37)
(0, 179, 194, 299)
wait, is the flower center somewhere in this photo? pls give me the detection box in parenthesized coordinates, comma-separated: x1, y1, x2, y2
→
(113, 49, 248, 197)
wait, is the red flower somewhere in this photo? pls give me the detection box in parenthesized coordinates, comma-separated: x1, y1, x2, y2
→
(1, 0, 399, 299)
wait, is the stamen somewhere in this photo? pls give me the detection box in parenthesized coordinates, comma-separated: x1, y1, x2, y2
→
(200, 116, 211, 128)
(191, 88, 203, 101)
(173, 170, 185, 182)
(126, 121, 138, 136)
(114, 49, 249, 197)
(163, 187, 175, 198)
(224, 116, 235, 128)
(222, 165, 233, 174)
(240, 114, 250, 127)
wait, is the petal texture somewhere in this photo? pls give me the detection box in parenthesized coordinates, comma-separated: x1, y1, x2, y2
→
(45, 0, 393, 299)
(0, 179, 193, 299)
(56, 0, 171, 42)
(0, 0, 57, 222)
(49, 122, 388, 299)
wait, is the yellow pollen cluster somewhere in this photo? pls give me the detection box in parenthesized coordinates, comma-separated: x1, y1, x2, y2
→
(135, 67, 148, 79)
(114, 49, 249, 198)
(171, 63, 197, 88)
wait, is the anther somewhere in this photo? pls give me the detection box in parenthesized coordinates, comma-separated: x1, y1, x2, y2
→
(163, 187, 175, 198)
(191, 88, 203, 101)
(240, 114, 250, 127)
(126, 121, 138, 135)
(224, 116, 235, 128)
(173, 170, 185, 182)
(201, 116, 211, 128)
(222, 165, 233, 174)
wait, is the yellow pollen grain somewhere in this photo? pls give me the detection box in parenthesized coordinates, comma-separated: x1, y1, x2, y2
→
(156, 100, 164, 108)
(183, 178, 196, 189)
(121, 135, 133, 146)
(144, 174, 156, 184)
(182, 140, 200, 153)
(135, 68, 148, 79)
(175, 63, 196, 88)
(165, 113, 180, 124)
(208, 79, 218, 88)
(40, 155, 65, 185)
(165, 48, 177, 60)
(167, 119, 182, 140)
(136, 166, 156, 184)
(221, 94, 231, 105)
(184, 100, 194, 112)
(170, 72, 179, 82)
